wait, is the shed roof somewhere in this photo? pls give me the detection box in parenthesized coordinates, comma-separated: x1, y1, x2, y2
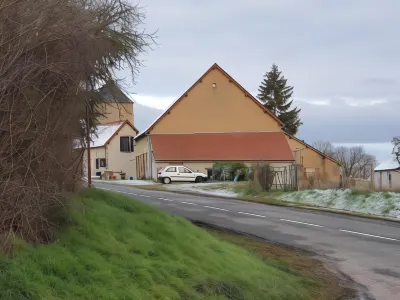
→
(374, 159, 400, 171)
(150, 132, 295, 162)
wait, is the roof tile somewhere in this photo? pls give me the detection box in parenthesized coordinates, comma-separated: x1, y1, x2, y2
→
(150, 132, 294, 162)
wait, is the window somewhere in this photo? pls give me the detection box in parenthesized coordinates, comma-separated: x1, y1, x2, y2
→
(165, 167, 176, 172)
(120, 136, 135, 152)
(178, 167, 185, 173)
(100, 159, 106, 167)
(95, 158, 106, 169)
(182, 167, 192, 173)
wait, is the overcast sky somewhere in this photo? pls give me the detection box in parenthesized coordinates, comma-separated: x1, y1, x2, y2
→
(119, 0, 399, 162)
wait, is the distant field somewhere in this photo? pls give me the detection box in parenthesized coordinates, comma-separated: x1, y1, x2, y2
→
(0, 189, 317, 300)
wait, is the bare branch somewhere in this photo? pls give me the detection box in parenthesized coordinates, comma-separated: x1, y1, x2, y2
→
(0, 0, 153, 245)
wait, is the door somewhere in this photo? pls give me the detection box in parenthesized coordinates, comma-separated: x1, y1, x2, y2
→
(178, 166, 196, 182)
(164, 166, 179, 181)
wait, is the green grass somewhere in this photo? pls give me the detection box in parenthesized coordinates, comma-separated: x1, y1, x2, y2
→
(350, 190, 371, 196)
(205, 226, 355, 300)
(0, 189, 313, 300)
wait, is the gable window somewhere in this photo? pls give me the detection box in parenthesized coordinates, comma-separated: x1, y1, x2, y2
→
(96, 158, 106, 169)
(120, 136, 135, 152)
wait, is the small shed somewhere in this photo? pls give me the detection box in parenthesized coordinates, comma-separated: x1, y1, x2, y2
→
(373, 159, 400, 191)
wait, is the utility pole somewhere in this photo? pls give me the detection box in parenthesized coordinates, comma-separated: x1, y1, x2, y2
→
(86, 105, 92, 188)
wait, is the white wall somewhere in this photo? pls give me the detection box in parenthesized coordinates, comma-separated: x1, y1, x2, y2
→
(374, 170, 400, 190)
(83, 147, 107, 177)
(106, 124, 137, 179)
(83, 124, 137, 179)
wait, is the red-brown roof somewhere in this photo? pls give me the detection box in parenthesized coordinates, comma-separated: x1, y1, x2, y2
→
(150, 132, 294, 162)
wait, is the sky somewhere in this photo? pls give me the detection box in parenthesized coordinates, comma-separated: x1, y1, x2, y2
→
(118, 0, 399, 162)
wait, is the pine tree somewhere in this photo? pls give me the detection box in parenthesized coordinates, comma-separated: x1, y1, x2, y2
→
(257, 64, 302, 135)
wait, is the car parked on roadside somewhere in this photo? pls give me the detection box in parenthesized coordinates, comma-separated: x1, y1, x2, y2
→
(158, 166, 208, 184)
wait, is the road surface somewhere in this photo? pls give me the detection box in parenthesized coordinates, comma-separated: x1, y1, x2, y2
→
(96, 182, 400, 300)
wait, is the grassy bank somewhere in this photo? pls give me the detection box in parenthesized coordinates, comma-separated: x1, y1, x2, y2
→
(146, 182, 400, 220)
(232, 182, 400, 219)
(202, 224, 357, 300)
(0, 189, 316, 300)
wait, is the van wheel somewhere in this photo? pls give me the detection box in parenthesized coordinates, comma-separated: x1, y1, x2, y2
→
(163, 177, 171, 184)
(195, 176, 203, 183)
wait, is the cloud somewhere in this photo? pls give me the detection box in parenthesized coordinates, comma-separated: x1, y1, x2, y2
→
(338, 97, 388, 107)
(133, 94, 175, 110)
(294, 98, 331, 106)
(333, 143, 394, 163)
(363, 78, 396, 86)
(295, 98, 399, 144)
(115, 0, 400, 157)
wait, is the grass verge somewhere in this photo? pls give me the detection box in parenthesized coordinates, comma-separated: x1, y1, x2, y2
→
(199, 223, 358, 300)
(1, 189, 317, 300)
(135, 183, 400, 223)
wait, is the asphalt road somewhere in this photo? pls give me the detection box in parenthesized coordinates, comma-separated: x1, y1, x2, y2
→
(96, 183, 400, 300)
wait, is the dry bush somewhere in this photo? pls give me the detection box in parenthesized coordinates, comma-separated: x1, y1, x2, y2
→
(253, 163, 275, 192)
(0, 0, 152, 245)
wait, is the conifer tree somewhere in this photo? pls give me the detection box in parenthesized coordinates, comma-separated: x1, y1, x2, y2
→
(257, 64, 302, 135)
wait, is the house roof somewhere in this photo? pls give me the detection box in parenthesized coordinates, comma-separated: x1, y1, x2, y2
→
(150, 132, 295, 162)
(374, 159, 400, 171)
(136, 63, 283, 140)
(91, 120, 138, 148)
(284, 132, 340, 165)
(98, 81, 133, 103)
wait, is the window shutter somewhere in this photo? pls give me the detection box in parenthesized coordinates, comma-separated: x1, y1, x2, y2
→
(100, 158, 106, 168)
(120, 137, 123, 151)
(130, 137, 135, 152)
(96, 158, 99, 169)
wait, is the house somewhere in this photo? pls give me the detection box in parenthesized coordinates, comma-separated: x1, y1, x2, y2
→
(97, 80, 134, 125)
(374, 159, 400, 190)
(134, 63, 341, 186)
(284, 133, 341, 188)
(83, 81, 139, 179)
(83, 120, 138, 179)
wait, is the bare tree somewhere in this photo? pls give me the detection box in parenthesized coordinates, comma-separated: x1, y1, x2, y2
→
(0, 0, 153, 244)
(353, 154, 376, 179)
(312, 140, 335, 157)
(311, 140, 377, 179)
(334, 146, 376, 178)
(392, 136, 400, 164)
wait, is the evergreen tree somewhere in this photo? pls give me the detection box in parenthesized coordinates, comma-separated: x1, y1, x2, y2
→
(257, 64, 302, 135)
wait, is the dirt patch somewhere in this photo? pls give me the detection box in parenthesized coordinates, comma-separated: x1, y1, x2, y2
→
(195, 221, 370, 300)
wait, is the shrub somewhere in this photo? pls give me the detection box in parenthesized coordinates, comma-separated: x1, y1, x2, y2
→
(0, 0, 152, 246)
(252, 163, 275, 192)
(212, 162, 249, 181)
